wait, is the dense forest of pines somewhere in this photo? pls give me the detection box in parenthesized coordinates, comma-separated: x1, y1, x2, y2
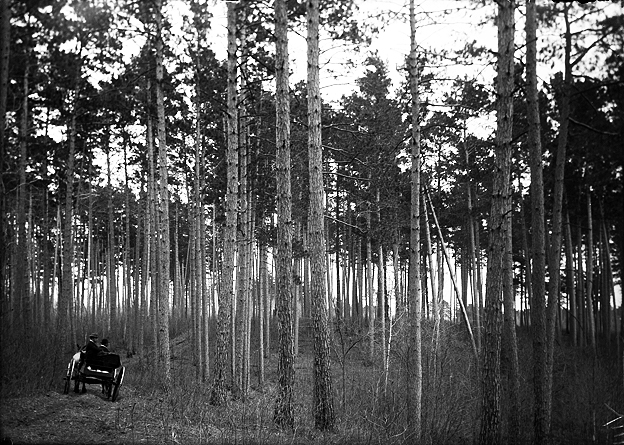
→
(1, 0, 623, 444)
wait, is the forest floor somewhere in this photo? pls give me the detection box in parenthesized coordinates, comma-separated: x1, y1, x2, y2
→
(2, 325, 623, 445)
(0, 381, 163, 445)
(0, 329, 339, 445)
(0, 350, 207, 445)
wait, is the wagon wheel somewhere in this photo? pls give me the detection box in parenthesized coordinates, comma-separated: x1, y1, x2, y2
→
(63, 360, 74, 394)
(111, 367, 125, 402)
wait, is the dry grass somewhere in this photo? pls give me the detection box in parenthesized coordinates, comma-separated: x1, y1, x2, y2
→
(1, 320, 623, 444)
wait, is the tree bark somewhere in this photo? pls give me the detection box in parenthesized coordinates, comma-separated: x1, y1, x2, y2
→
(585, 193, 596, 349)
(479, 1, 514, 443)
(211, 1, 238, 406)
(564, 210, 577, 346)
(408, 0, 422, 438)
(273, 0, 295, 428)
(545, 4, 572, 430)
(17, 60, 30, 334)
(155, 0, 171, 385)
(0, 0, 10, 312)
(106, 136, 117, 336)
(503, 209, 520, 444)
(307, 0, 335, 429)
(526, 1, 548, 442)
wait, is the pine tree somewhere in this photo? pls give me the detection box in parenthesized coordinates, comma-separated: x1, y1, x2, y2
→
(273, 0, 295, 428)
(307, 0, 335, 431)
(479, 1, 514, 443)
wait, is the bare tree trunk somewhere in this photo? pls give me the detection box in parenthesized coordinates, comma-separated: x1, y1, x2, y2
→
(464, 138, 480, 350)
(17, 61, 30, 334)
(146, 97, 159, 363)
(235, 120, 250, 399)
(0, 0, 11, 319)
(479, 1, 514, 443)
(155, 0, 171, 384)
(263, 243, 271, 357)
(123, 136, 132, 351)
(503, 209, 520, 444)
(273, 0, 295, 428)
(545, 4, 572, 431)
(564, 210, 577, 346)
(258, 241, 265, 385)
(576, 224, 586, 347)
(408, 0, 422, 437)
(586, 193, 596, 349)
(59, 53, 81, 352)
(195, 107, 204, 380)
(211, 1, 238, 406)
(106, 137, 116, 336)
(526, 1, 548, 441)
(307, 0, 335, 429)
(366, 208, 374, 360)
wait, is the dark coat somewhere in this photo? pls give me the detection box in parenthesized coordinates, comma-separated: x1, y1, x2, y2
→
(84, 339, 102, 358)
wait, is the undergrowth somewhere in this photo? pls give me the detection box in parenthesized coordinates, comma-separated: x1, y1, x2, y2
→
(1, 320, 623, 444)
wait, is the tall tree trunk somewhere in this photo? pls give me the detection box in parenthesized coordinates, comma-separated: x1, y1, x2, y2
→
(464, 138, 480, 350)
(123, 136, 132, 351)
(366, 207, 374, 360)
(585, 193, 596, 349)
(479, 1, 514, 443)
(59, 50, 82, 352)
(258, 241, 266, 385)
(564, 210, 577, 345)
(545, 4, 572, 431)
(307, 0, 335, 430)
(503, 209, 520, 443)
(235, 104, 250, 399)
(576, 224, 586, 347)
(194, 69, 204, 380)
(146, 93, 159, 363)
(526, 1, 548, 441)
(408, 0, 422, 438)
(335, 176, 341, 320)
(0, 0, 10, 315)
(273, 0, 295, 428)
(155, 0, 171, 384)
(60, 118, 77, 351)
(17, 61, 30, 334)
(106, 137, 117, 336)
(211, 1, 238, 406)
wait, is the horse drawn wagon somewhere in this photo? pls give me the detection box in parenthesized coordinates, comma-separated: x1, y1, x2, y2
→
(63, 348, 125, 402)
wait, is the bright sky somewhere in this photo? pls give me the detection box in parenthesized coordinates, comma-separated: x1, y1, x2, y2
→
(202, 0, 498, 101)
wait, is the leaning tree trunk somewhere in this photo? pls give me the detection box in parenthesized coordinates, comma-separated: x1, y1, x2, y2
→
(211, 1, 238, 406)
(479, 1, 514, 443)
(307, 0, 335, 430)
(273, 0, 295, 428)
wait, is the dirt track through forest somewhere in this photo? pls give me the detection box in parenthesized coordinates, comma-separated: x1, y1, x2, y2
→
(0, 383, 169, 445)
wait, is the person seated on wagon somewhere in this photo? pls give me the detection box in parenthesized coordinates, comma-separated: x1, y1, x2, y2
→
(84, 333, 102, 358)
(76, 333, 102, 394)
(100, 338, 110, 353)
